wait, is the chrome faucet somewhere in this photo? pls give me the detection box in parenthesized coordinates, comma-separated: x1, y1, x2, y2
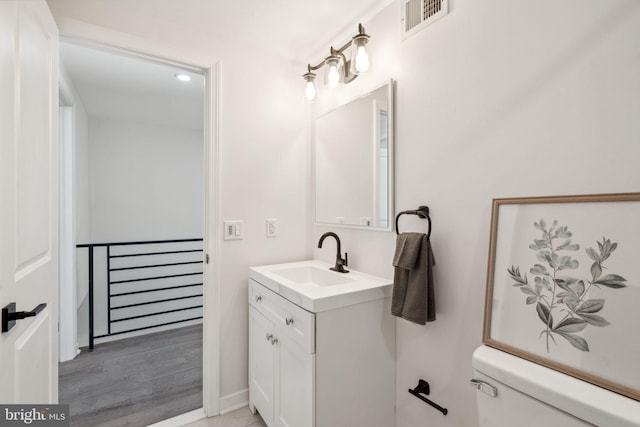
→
(317, 232, 349, 273)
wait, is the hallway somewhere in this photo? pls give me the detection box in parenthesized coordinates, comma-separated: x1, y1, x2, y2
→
(59, 324, 202, 427)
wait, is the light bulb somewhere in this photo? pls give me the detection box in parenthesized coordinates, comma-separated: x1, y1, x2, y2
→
(305, 80, 317, 101)
(327, 63, 340, 88)
(303, 71, 318, 102)
(174, 73, 191, 82)
(354, 46, 370, 73)
(324, 54, 341, 88)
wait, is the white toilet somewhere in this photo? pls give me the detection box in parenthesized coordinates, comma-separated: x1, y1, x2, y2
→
(471, 345, 640, 427)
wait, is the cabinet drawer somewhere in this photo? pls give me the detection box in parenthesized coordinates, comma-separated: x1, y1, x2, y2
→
(249, 279, 315, 353)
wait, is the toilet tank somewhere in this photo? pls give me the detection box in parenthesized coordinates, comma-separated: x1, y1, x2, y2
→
(472, 345, 640, 427)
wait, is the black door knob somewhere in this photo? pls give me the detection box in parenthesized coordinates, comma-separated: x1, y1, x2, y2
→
(2, 302, 47, 333)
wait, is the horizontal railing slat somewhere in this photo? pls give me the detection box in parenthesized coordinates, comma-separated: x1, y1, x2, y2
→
(110, 272, 202, 285)
(112, 293, 203, 310)
(109, 249, 203, 258)
(110, 260, 203, 272)
(112, 305, 203, 323)
(112, 282, 203, 297)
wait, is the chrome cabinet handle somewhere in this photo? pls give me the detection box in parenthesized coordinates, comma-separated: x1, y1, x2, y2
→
(265, 333, 273, 341)
(469, 379, 497, 397)
(255, 295, 262, 303)
(271, 337, 278, 346)
(285, 317, 294, 326)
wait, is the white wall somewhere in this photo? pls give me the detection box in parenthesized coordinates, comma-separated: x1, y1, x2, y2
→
(59, 63, 90, 361)
(46, 0, 310, 408)
(74, 86, 90, 349)
(88, 118, 203, 242)
(312, 1, 640, 426)
(214, 52, 309, 411)
(70, 82, 90, 250)
(58, 63, 89, 297)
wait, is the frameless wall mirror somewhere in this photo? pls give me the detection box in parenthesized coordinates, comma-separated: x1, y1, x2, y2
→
(314, 79, 394, 230)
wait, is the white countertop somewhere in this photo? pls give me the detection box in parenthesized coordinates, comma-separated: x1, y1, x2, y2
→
(249, 260, 392, 313)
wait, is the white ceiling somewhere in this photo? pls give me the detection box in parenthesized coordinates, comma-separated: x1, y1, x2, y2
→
(60, 42, 205, 130)
(50, 0, 393, 62)
(115, 0, 392, 61)
(56, 0, 393, 130)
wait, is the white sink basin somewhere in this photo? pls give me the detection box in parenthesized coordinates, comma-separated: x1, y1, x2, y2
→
(270, 266, 355, 287)
(249, 260, 392, 312)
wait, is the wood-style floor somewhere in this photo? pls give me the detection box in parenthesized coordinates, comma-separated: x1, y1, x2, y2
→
(59, 324, 203, 427)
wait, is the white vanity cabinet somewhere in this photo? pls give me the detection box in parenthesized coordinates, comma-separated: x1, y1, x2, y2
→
(249, 280, 314, 427)
(248, 261, 395, 427)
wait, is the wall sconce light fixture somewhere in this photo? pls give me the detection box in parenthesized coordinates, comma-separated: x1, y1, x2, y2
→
(303, 23, 371, 101)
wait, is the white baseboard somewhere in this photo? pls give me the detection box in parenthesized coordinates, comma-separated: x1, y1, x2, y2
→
(219, 389, 249, 415)
(145, 390, 248, 426)
(146, 408, 205, 427)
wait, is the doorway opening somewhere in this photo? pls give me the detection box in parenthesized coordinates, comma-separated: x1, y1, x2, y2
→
(57, 40, 217, 426)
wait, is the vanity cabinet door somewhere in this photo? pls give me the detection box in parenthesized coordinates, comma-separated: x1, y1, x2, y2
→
(249, 307, 275, 425)
(275, 339, 314, 427)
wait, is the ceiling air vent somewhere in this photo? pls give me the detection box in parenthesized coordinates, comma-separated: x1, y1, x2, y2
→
(401, 0, 448, 40)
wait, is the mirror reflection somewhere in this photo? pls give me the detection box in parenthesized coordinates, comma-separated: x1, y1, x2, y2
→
(314, 80, 393, 229)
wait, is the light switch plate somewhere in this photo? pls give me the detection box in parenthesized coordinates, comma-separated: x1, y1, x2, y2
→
(224, 220, 243, 240)
(266, 218, 277, 237)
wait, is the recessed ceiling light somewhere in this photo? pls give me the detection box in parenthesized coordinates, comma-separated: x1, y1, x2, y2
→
(175, 74, 191, 82)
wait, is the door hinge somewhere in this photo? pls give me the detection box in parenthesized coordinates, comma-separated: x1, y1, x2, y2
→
(205, 253, 210, 264)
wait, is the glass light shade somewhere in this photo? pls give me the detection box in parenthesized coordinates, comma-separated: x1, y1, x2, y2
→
(303, 72, 318, 101)
(350, 34, 370, 74)
(324, 56, 341, 88)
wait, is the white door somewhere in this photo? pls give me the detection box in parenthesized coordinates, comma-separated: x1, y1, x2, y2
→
(0, 0, 59, 404)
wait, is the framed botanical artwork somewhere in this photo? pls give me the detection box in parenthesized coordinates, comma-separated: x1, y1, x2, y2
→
(483, 193, 640, 401)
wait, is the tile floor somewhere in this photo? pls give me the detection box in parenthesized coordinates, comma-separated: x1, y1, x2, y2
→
(183, 407, 266, 427)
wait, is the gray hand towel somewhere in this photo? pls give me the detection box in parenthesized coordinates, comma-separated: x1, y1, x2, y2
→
(393, 232, 422, 270)
(391, 233, 436, 324)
